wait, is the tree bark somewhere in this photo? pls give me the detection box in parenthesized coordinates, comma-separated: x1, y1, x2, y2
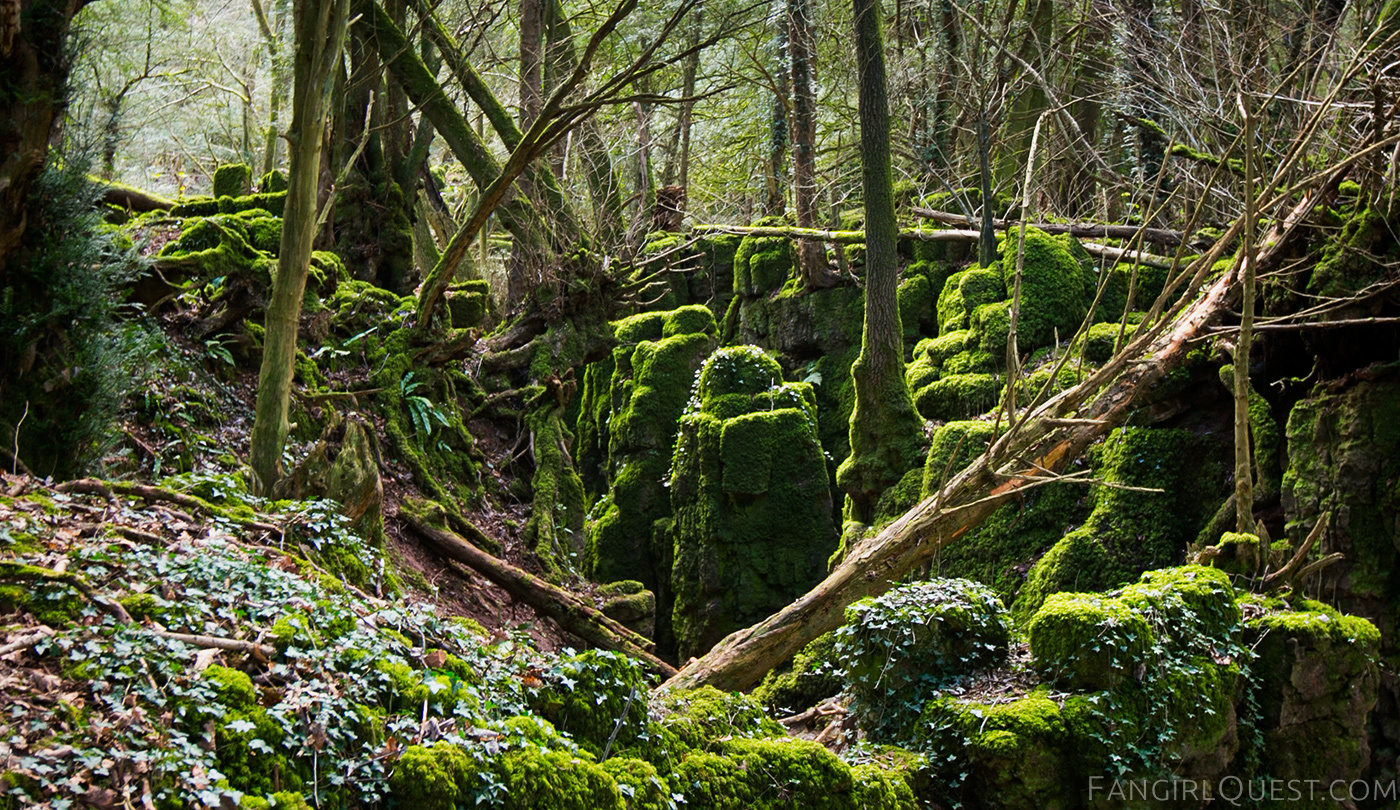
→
(249, 0, 350, 494)
(836, 0, 923, 519)
(1232, 94, 1256, 533)
(911, 206, 1207, 249)
(788, 0, 831, 288)
(662, 176, 1339, 692)
(401, 506, 678, 678)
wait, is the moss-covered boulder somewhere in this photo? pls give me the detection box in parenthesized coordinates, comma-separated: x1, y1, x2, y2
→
(582, 306, 716, 647)
(917, 690, 1076, 810)
(1281, 379, 1400, 649)
(751, 631, 841, 714)
(212, 162, 253, 198)
(993, 228, 1089, 350)
(1013, 427, 1229, 622)
(734, 227, 796, 298)
(1248, 602, 1381, 799)
(913, 371, 1000, 421)
(1027, 592, 1152, 691)
(669, 346, 837, 659)
(836, 578, 1010, 742)
(445, 279, 491, 328)
(937, 267, 1005, 334)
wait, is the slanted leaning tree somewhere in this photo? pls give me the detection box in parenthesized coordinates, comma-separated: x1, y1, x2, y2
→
(248, 0, 350, 494)
(835, 0, 923, 521)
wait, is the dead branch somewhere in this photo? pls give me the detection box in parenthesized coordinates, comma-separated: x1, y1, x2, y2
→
(153, 631, 276, 658)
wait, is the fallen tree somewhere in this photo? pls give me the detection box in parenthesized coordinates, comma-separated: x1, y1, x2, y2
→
(661, 173, 1341, 693)
(909, 206, 1211, 249)
(399, 500, 679, 679)
(689, 223, 1181, 268)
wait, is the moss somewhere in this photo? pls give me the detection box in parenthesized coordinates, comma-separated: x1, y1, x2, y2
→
(1308, 204, 1400, 298)
(928, 479, 1090, 603)
(1247, 604, 1381, 792)
(921, 420, 996, 496)
(202, 666, 302, 796)
(529, 649, 651, 756)
(837, 578, 1010, 742)
(669, 349, 836, 658)
(601, 758, 671, 810)
(733, 227, 796, 298)
(936, 267, 1005, 334)
(1013, 427, 1229, 622)
(258, 170, 287, 193)
(652, 686, 783, 751)
(913, 372, 999, 421)
(674, 749, 754, 807)
(750, 631, 841, 714)
(917, 690, 1074, 810)
(871, 465, 924, 528)
(897, 272, 935, 341)
(994, 228, 1089, 351)
(523, 404, 587, 579)
(969, 300, 1012, 357)
(371, 658, 477, 715)
(494, 747, 625, 809)
(849, 762, 917, 810)
(388, 743, 479, 810)
(444, 287, 489, 328)
(721, 737, 857, 809)
(1078, 321, 1122, 364)
(1208, 531, 1263, 577)
(212, 163, 253, 198)
(1026, 592, 1153, 691)
(1280, 380, 1400, 625)
(1117, 565, 1240, 653)
(1219, 365, 1282, 503)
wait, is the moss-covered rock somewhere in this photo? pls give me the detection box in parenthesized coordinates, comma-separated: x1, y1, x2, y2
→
(734, 227, 796, 298)
(936, 267, 1005, 334)
(836, 578, 1010, 742)
(529, 649, 652, 757)
(1013, 427, 1229, 622)
(1027, 592, 1153, 691)
(669, 347, 837, 658)
(1248, 602, 1381, 800)
(497, 747, 625, 809)
(212, 163, 253, 198)
(388, 743, 480, 810)
(994, 228, 1089, 350)
(913, 372, 1000, 421)
(1280, 379, 1400, 648)
(917, 690, 1075, 810)
(651, 685, 784, 752)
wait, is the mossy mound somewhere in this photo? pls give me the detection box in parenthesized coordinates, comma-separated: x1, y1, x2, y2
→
(669, 346, 837, 659)
(1012, 427, 1229, 622)
(836, 578, 1010, 742)
(937, 267, 1005, 334)
(1027, 591, 1154, 691)
(212, 162, 253, 198)
(912, 371, 1000, 421)
(994, 228, 1090, 350)
(1307, 204, 1400, 298)
(734, 225, 796, 298)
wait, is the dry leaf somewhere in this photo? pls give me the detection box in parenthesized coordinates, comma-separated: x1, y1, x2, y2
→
(423, 649, 447, 668)
(193, 648, 220, 672)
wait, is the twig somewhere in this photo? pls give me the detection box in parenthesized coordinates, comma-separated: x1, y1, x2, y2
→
(1263, 512, 1329, 588)
(0, 628, 55, 656)
(152, 630, 276, 659)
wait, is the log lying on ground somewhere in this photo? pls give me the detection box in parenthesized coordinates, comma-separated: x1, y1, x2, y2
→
(661, 178, 1337, 693)
(690, 224, 1182, 268)
(97, 180, 174, 213)
(910, 207, 1210, 249)
(400, 503, 678, 679)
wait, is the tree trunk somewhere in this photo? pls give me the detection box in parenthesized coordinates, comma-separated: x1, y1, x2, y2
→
(835, 0, 923, 519)
(249, 0, 351, 494)
(0, 0, 88, 279)
(788, 0, 831, 288)
(1232, 93, 1256, 533)
(520, 0, 544, 129)
(661, 175, 1339, 693)
(676, 9, 702, 194)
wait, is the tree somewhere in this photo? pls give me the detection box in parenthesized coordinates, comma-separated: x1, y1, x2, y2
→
(248, 0, 350, 494)
(787, 0, 833, 287)
(834, 0, 923, 521)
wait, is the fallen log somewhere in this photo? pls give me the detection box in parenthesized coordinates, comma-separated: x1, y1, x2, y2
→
(690, 224, 1182, 268)
(909, 207, 1209, 249)
(97, 180, 174, 213)
(399, 501, 678, 679)
(661, 175, 1339, 693)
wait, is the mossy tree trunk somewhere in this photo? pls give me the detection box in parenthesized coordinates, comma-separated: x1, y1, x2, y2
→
(249, 0, 350, 495)
(788, 0, 833, 288)
(835, 0, 923, 520)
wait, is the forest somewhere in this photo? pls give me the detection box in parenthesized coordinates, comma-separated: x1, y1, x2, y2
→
(0, 0, 1397, 804)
